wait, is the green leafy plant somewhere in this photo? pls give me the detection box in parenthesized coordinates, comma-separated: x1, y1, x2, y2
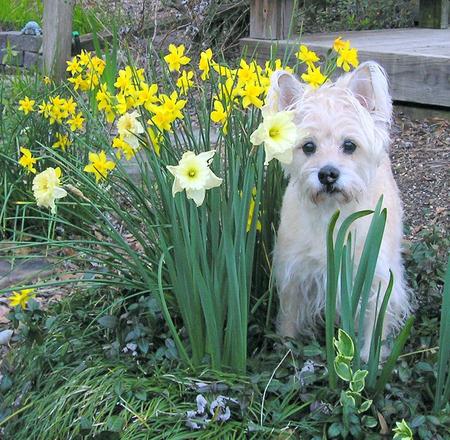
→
(325, 198, 414, 391)
(328, 329, 376, 438)
(433, 257, 450, 413)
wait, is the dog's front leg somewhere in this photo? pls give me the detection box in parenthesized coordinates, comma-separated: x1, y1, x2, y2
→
(276, 281, 302, 339)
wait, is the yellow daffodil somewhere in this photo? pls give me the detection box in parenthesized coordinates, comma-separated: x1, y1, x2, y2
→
(18, 96, 35, 115)
(66, 57, 82, 75)
(296, 45, 320, 67)
(38, 101, 52, 118)
(250, 108, 300, 165)
(159, 91, 186, 120)
(112, 136, 136, 160)
(167, 150, 222, 207)
(176, 70, 194, 95)
(210, 100, 230, 133)
(164, 44, 190, 72)
(150, 108, 173, 132)
(199, 48, 213, 80)
(301, 65, 327, 89)
(84, 151, 116, 182)
(212, 62, 236, 80)
(237, 59, 257, 83)
(78, 50, 91, 66)
(246, 188, 262, 233)
(333, 37, 349, 53)
(9, 288, 36, 309)
(114, 68, 133, 92)
(67, 112, 84, 131)
(147, 127, 162, 156)
(136, 83, 159, 111)
(32, 167, 67, 213)
(336, 47, 359, 72)
(62, 97, 77, 116)
(241, 83, 264, 109)
(43, 76, 51, 85)
(117, 111, 144, 149)
(18, 147, 37, 174)
(52, 133, 72, 151)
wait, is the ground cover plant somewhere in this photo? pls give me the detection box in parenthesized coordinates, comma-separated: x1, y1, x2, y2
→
(0, 35, 449, 439)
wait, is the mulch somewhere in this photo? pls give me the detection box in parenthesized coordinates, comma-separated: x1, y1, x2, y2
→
(390, 110, 449, 241)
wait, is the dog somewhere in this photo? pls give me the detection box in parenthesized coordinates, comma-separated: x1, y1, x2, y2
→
(269, 61, 410, 361)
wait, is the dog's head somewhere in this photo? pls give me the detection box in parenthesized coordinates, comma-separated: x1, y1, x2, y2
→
(267, 61, 392, 205)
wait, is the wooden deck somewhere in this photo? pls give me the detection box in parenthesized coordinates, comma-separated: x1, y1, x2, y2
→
(241, 28, 450, 107)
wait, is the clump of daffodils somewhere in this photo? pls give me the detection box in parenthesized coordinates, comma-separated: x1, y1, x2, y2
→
(167, 150, 222, 207)
(19, 39, 360, 207)
(32, 167, 67, 214)
(250, 108, 300, 165)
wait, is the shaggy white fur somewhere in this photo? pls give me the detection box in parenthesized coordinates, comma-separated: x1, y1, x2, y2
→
(270, 62, 411, 361)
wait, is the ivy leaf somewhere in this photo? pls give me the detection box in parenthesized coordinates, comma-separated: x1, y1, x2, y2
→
(358, 399, 372, 413)
(350, 369, 368, 393)
(333, 329, 354, 360)
(334, 355, 352, 381)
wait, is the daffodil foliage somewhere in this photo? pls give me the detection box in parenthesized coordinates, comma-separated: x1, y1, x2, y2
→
(5, 40, 359, 371)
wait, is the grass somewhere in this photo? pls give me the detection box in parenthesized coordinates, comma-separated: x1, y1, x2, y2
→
(0, 0, 105, 34)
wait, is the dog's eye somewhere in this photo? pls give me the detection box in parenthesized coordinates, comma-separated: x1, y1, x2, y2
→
(343, 140, 357, 154)
(302, 141, 316, 155)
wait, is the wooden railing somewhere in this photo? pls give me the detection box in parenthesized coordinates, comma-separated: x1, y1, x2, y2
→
(248, 0, 449, 40)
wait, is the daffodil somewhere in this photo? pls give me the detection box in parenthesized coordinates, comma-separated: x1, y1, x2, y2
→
(18, 147, 37, 174)
(32, 167, 67, 213)
(250, 108, 299, 165)
(241, 83, 264, 108)
(112, 136, 136, 160)
(9, 288, 36, 309)
(150, 108, 173, 132)
(296, 45, 319, 67)
(18, 96, 35, 115)
(66, 57, 82, 75)
(164, 44, 190, 72)
(136, 83, 159, 111)
(52, 133, 72, 151)
(301, 65, 327, 89)
(117, 111, 144, 149)
(333, 37, 349, 53)
(167, 150, 222, 207)
(176, 70, 194, 94)
(159, 91, 186, 121)
(246, 187, 262, 233)
(237, 59, 257, 83)
(43, 76, 51, 85)
(84, 151, 116, 182)
(337, 47, 359, 72)
(199, 48, 213, 80)
(67, 112, 84, 131)
(210, 100, 230, 133)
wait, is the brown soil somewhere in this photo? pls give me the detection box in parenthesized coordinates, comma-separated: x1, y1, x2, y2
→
(390, 110, 449, 241)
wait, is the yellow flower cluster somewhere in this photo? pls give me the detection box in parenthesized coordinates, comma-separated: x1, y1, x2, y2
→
(38, 95, 84, 132)
(67, 50, 106, 92)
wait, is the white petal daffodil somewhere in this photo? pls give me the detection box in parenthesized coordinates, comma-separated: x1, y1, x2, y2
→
(117, 111, 145, 150)
(32, 167, 67, 214)
(167, 150, 222, 207)
(250, 108, 300, 165)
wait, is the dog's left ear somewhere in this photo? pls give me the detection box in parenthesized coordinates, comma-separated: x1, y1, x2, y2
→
(338, 61, 392, 125)
(266, 70, 305, 113)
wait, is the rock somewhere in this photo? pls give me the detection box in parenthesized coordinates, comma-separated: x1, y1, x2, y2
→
(0, 330, 13, 345)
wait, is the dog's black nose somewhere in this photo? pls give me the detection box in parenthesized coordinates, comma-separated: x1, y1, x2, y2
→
(318, 165, 340, 185)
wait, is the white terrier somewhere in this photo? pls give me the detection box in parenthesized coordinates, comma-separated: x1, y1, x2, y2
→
(269, 62, 410, 360)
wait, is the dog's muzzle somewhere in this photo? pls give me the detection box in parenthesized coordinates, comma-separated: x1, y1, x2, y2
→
(318, 165, 340, 192)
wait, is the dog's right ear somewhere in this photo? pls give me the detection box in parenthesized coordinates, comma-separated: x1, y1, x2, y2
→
(266, 71, 304, 112)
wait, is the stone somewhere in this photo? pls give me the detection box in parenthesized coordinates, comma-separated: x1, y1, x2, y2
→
(0, 31, 42, 52)
(0, 48, 23, 67)
(23, 51, 42, 69)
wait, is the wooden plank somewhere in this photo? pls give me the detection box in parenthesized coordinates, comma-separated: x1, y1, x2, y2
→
(249, 0, 294, 39)
(241, 36, 450, 107)
(419, 0, 449, 29)
(42, 0, 75, 82)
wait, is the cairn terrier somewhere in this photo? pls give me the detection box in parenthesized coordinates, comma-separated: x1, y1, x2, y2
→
(269, 61, 410, 360)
